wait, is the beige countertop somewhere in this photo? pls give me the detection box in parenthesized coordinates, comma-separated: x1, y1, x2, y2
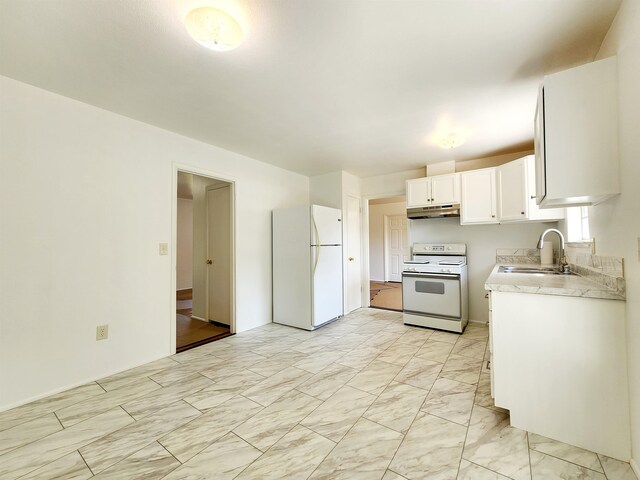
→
(485, 264, 626, 301)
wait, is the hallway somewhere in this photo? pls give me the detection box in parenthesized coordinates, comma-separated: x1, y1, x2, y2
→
(176, 289, 230, 352)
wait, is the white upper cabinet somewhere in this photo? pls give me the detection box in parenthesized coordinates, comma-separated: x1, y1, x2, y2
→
(406, 174, 460, 208)
(535, 56, 619, 207)
(431, 174, 460, 205)
(497, 156, 564, 223)
(497, 158, 527, 222)
(461, 168, 498, 225)
(406, 178, 431, 208)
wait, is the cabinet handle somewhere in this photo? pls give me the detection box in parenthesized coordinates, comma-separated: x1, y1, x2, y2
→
(491, 215, 496, 218)
(521, 212, 525, 215)
(530, 195, 540, 199)
(484, 293, 489, 298)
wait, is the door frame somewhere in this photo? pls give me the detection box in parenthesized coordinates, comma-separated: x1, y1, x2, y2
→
(171, 164, 237, 355)
(362, 191, 409, 308)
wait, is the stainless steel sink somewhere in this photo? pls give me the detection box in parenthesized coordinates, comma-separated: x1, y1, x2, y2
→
(498, 266, 577, 276)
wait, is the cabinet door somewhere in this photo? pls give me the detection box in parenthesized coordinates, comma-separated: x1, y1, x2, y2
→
(431, 174, 460, 205)
(461, 168, 498, 224)
(534, 86, 546, 205)
(525, 155, 565, 221)
(406, 178, 431, 208)
(497, 158, 527, 222)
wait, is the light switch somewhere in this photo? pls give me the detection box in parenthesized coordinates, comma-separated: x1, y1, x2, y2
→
(159, 243, 169, 255)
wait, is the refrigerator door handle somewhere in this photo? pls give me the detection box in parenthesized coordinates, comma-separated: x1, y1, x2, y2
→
(312, 215, 321, 275)
(313, 244, 321, 276)
(312, 213, 320, 246)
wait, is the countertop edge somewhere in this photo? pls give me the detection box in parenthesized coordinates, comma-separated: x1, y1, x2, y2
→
(484, 264, 626, 301)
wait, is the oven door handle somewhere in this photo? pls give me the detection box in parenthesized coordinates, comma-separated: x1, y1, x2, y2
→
(402, 272, 460, 280)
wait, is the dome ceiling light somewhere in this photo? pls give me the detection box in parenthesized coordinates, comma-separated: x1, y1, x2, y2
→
(184, 7, 244, 52)
(436, 131, 466, 149)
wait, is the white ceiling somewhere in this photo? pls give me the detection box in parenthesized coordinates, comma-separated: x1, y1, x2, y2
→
(0, 0, 620, 177)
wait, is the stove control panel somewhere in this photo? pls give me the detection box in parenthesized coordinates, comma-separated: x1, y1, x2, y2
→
(412, 243, 466, 255)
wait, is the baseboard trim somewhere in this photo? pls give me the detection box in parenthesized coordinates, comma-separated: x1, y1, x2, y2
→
(176, 288, 192, 292)
(468, 319, 489, 326)
(630, 458, 639, 478)
(0, 352, 171, 413)
(190, 315, 206, 322)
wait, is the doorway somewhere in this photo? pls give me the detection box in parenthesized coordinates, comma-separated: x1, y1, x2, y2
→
(367, 196, 408, 312)
(176, 171, 234, 352)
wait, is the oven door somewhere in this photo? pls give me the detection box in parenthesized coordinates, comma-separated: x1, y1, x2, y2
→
(402, 272, 461, 319)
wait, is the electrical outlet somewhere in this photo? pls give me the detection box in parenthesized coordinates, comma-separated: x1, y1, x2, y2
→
(96, 325, 109, 341)
(159, 243, 169, 255)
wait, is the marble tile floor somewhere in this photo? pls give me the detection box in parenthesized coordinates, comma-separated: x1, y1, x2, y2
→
(0, 308, 636, 480)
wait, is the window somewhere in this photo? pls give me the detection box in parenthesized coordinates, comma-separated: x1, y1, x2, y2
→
(566, 206, 590, 242)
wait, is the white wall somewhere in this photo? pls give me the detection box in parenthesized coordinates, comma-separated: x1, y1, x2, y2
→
(176, 198, 193, 290)
(369, 202, 407, 281)
(361, 168, 424, 197)
(309, 171, 343, 209)
(0, 76, 309, 409)
(455, 150, 534, 172)
(587, 0, 640, 468)
(410, 218, 559, 323)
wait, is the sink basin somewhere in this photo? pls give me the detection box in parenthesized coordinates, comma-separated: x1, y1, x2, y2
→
(498, 266, 577, 276)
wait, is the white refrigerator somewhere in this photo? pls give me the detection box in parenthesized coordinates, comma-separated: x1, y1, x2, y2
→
(273, 205, 343, 330)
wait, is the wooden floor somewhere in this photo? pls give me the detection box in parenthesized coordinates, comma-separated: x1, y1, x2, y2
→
(176, 289, 230, 352)
(370, 281, 403, 311)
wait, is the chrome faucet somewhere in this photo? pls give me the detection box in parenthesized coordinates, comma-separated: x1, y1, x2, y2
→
(537, 228, 571, 274)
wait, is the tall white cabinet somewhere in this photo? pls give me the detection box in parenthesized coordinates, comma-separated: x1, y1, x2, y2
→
(535, 56, 619, 206)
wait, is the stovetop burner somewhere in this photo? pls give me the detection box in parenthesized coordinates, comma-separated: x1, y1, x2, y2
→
(439, 260, 464, 266)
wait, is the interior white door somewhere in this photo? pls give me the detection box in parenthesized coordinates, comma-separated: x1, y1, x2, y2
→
(206, 185, 231, 325)
(384, 215, 409, 282)
(346, 195, 362, 313)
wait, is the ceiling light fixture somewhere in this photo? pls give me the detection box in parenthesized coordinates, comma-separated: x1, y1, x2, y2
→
(434, 131, 466, 149)
(184, 7, 244, 52)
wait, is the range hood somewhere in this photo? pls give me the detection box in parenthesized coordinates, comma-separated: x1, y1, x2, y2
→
(407, 204, 460, 219)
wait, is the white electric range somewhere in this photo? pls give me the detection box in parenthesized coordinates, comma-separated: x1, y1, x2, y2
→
(402, 243, 469, 333)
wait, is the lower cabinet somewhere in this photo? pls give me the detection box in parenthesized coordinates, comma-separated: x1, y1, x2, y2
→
(490, 290, 629, 460)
